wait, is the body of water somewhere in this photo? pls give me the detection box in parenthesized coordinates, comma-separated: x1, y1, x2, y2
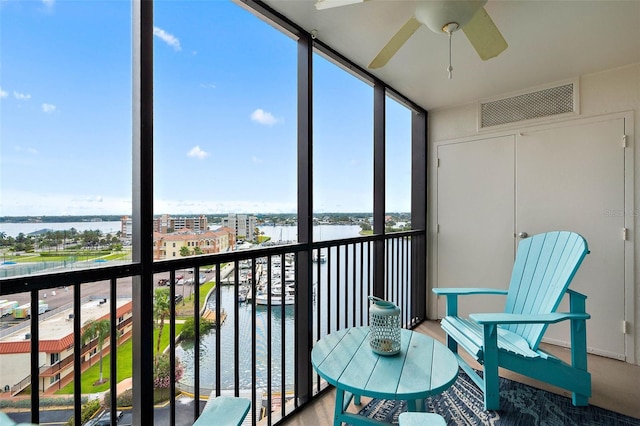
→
(0, 221, 123, 238)
(177, 286, 297, 391)
(258, 223, 362, 243)
(0, 221, 362, 241)
(177, 224, 366, 392)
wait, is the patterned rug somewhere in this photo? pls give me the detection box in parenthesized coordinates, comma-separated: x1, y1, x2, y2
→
(357, 371, 640, 425)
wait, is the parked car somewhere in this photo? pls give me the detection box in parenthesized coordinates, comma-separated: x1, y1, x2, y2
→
(174, 294, 183, 304)
(157, 278, 169, 286)
(85, 410, 123, 426)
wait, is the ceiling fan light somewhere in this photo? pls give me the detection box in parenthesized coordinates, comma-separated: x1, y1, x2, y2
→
(415, 0, 487, 35)
(442, 22, 459, 34)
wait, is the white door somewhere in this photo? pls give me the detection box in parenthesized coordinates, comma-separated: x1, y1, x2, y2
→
(516, 117, 626, 359)
(435, 116, 628, 360)
(436, 135, 515, 317)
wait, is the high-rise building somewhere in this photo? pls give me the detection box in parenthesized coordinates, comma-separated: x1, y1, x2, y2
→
(221, 214, 257, 242)
(123, 214, 209, 235)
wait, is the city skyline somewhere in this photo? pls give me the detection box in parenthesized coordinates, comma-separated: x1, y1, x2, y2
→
(0, 0, 412, 217)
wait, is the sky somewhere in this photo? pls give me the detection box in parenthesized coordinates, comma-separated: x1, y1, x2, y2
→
(0, 0, 412, 217)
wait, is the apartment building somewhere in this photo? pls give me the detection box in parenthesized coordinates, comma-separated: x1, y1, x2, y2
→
(120, 215, 209, 237)
(221, 214, 257, 242)
(0, 298, 133, 394)
(153, 227, 235, 260)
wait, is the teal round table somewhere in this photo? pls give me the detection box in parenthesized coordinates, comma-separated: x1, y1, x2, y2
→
(311, 327, 458, 426)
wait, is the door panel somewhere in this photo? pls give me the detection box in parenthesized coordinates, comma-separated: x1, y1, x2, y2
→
(516, 118, 626, 359)
(436, 136, 515, 318)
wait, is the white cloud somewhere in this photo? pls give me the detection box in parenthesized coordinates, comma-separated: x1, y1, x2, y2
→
(42, 103, 56, 113)
(200, 83, 216, 89)
(153, 26, 181, 51)
(0, 87, 7, 98)
(14, 91, 31, 100)
(154, 198, 297, 216)
(251, 156, 263, 164)
(250, 108, 279, 126)
(71, 195, 104, 204)
(42, 0, 54, 8)
(13, 145, 39, 155)
(187, 145, 209, 159)
(0, 190, 132, 216)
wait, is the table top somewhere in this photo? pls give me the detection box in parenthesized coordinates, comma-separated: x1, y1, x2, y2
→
(311, 327, 458, 401)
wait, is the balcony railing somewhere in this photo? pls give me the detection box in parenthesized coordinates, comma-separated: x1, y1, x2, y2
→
(0, 229, 425, 425)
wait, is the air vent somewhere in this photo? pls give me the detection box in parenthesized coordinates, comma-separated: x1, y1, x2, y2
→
(480, 83, 575, 128)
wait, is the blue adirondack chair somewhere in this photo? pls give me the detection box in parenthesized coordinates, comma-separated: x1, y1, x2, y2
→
(433, 231, 591, 410)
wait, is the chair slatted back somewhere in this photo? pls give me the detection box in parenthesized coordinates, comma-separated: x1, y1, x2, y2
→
(503, 231, 589, 350)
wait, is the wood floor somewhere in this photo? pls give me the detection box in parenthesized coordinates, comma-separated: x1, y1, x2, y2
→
(269, 320, 640, 426)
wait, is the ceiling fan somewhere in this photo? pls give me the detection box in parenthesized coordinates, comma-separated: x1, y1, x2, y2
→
(315, 0, 508, 78)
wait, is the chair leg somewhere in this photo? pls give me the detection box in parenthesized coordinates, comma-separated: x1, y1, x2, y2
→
(569, 292, 591, 407)
(572, 393, 589, 407)
(482, 324, 500, 411)
(446, 334, 458, 354)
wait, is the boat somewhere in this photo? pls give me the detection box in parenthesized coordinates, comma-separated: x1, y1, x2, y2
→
(312, 251, 327, 263)
(254, 282, 296, 306)
(254, 292, 295, 306)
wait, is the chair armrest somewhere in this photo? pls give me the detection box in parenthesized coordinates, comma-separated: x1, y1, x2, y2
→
(470, 312, 590, 325)
(433, 288, 508, 317)
(432, 288, 508, 296)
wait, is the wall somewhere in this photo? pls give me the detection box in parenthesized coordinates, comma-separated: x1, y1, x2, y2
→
(428, 63, 640, 365)
(0, 353, 28, 390)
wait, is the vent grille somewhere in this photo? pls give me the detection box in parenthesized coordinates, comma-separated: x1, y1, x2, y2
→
(481, 83, 574, 128)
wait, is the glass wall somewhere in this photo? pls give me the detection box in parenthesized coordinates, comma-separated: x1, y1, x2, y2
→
(0, 1, 132, 274)
(0, 1, 426, 423)
(0, 0, 132, 416)
(385, 96, 412, 232)
(153, 1, 297, 252)
(312, 54, 373, 241)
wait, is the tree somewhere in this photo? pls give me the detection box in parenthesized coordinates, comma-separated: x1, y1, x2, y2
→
(179, 317, 214, 340)
(193, 246, 202, 255)
(360, 222, 372, 231)
(179, 246, 190, 257)
(153, 353, 184, 389)
(153, 288, 171, 362)
(81, 319, 111, 384)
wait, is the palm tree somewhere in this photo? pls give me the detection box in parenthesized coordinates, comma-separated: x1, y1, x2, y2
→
(81, 319, 111, 384)
(153, 288, 171, 362)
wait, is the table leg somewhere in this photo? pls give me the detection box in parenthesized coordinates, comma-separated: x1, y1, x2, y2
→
(406, 399, 425, 412)
(334, 388, 346, 426)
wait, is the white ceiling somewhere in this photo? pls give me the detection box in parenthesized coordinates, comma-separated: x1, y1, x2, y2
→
(260, 0, 640, 111)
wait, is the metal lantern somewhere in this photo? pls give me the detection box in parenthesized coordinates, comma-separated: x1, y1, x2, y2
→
(368, 296, 401, 356)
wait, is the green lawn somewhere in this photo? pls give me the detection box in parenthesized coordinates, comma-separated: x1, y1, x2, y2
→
(197, 282, 215, 309)
(101, 252, 130, 261)
(175, 282, 215, 317)
(56, 323, 183, 394)
(0, 250, 129, 263)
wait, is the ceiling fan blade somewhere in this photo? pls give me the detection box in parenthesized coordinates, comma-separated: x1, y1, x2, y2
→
(368, 16, 422, 69)
(315, 0, 366, 10)
(462, 7, 508, 60)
